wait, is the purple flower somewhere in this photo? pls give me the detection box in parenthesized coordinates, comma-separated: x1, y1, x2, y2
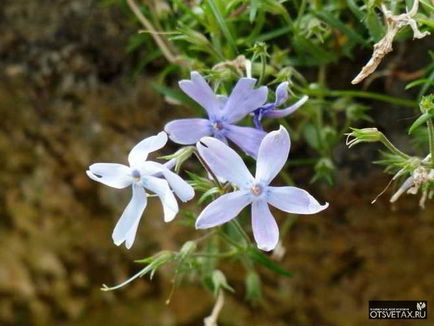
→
(252, 82, 308, 129)
(86, 131, 194, 249)
(195, 126, 328, 251)
(164, 71, 268, 157)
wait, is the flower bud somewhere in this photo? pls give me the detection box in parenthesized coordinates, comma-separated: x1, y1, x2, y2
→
(245, 271, 262, 302)
(346, 127, 382, 148)
(211, 270, 234, 296)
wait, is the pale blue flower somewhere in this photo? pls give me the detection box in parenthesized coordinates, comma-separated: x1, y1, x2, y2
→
(252, 82, 308, 129)
(164, 71, 268, 157)
(195, 126, 328, 251)
(86, 131, 194, 249)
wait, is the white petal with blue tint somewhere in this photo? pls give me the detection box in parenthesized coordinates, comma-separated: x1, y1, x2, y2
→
(224, 124, 266, 158)
(195, 191, 251, 229)
(142, 161, 194, 202)
(179, 71, 221, 117)
(256, 126, 290, 184)
(128, 131, 168, 167)
(223, 78, 268, 123)
(165, 118, 212, 145)
(143, 176, 178, 222)
(112, 184, 147, 249)
(197, 137, 254, 188)
(251, 200, 279, 251)
(267, 186, 329, 214)
(87, 163, 132, 189)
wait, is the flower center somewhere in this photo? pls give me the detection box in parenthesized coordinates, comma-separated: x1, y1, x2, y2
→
(250, 184, 263, 196)
(131, 169, 141, 181)
(212, 121, 224, 131)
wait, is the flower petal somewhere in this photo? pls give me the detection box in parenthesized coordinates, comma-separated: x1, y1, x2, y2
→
(141, 161, 194, 202)
(165, 118, 211, 145)
(197, 136, 254, 188)
(251, 200, 279, 251)
(255, 126, 290, 184)
(195, 191, 251, 229)
(112, 184, 147, 249)
(87, 163, 132, 189)
(274, 82, 289, 106)
(265, 95, 308, 119)
(128, 131, 168, 167)
(267, 186, 329, 214)
(225, 124, 266, 158)
(143, 176, 178, 222)
(222, 78, 268, 123)
(179, 71, 221, 117)
(162, 158, 177, 171)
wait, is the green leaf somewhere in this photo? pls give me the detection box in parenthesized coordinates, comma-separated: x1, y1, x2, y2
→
(420, 0, 434, 12)
(206, 0, 238, 55)
(256, 25, 293, 42)
(303, 123, 321, 150)
(346, 0, 364, 20)
(365, 9, 385, 42)
(249, 0, 259, 22)
(245, 271, 262, 302)
(199, 187, 221, 204)
(292, 35, 336, 65)
(247, 247, 293, 277)
(150, 82, 202, 114)
(316, 11, 367, 46)
(408, 112, 433, 134)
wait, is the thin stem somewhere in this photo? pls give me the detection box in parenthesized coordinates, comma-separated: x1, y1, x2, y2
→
(427, 118, 434, 165)
(218, 230, 244, 250)
(379, 133, 411, 160)
(297, 86, 417, 108)
(126, 0, 178, 64)
(193, 151, 224, 190)
(230, 219, 251, 245)
(258, 53, 266, 85)
(193, 230, 217, 244)
(101, 265, 149, 291)
(279, 169, 294, 185)
(193, 250, 238, 258)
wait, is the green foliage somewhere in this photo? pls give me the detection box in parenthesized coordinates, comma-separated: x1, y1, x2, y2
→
(106, 0, 433, 184)
(101, 0, 434, 302)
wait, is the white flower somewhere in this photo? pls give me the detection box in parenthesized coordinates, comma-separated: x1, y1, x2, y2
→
(195, 126, 328, 251)
(86, 131, 194, 249)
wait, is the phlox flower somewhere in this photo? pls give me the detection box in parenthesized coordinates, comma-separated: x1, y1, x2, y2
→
(252, 81, 308, 129)
(164, 71, 268, 157)
(86, 131, 194, 249)
(195, 126, 328, 251)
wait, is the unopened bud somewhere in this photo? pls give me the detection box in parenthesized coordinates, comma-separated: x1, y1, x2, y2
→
(346, 128, 382, 148)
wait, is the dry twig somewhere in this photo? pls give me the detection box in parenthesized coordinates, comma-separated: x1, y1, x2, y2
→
(204, 291, 225, 326)
(126, 0, 179, 64)
(351, 0, 430, 84)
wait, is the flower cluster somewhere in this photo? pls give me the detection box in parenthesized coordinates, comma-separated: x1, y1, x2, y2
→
(87, 72, 327, 251)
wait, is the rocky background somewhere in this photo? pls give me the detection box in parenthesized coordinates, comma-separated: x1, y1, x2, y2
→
(0, 0, 433, 325)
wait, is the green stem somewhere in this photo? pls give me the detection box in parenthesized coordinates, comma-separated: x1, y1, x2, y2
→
(231, 219, 251, 245)
(193, 250, 238, 258)
(258, 53, 266, 85)
(194, 151, 224, 190)
(218, 230, 244, 250)
(379, 133, 411, 160)
(427, 118, 434, 165)
(298, 87, 417, 108)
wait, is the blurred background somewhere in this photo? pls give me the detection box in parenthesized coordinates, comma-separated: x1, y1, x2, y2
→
(1, 0, 434, 325)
